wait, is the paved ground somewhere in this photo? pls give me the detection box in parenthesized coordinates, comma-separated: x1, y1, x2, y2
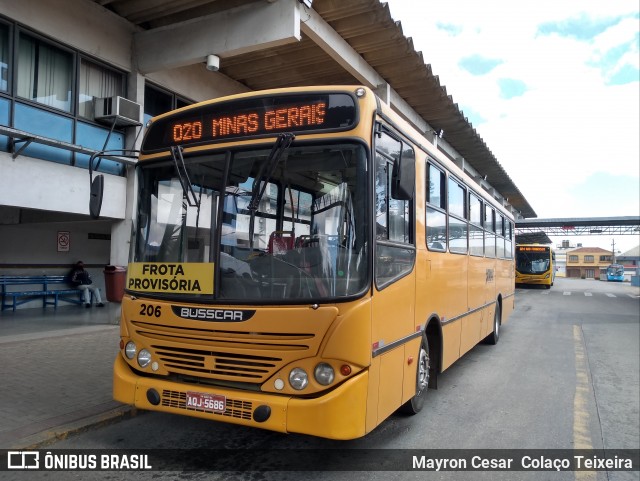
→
(0, 278, 638, 451)
(0, 304, 136, 449)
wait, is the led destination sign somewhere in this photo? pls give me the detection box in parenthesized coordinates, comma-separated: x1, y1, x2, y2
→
(517, 246, 549, 252)
(142, 92, 358, 153)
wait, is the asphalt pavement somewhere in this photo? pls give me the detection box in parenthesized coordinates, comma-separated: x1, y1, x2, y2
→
(1, 278, 638, 451)
(0, 303, 137, 449)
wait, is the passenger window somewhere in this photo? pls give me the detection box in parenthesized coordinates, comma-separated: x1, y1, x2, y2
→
(496, 214, 506, 258)
(427, 164, 445, 209)
(447, 177, 465, 218)
(426, 162, 446, 251)
(447, 178, 467, 254)
(469, 193, 483, 257)
(485, 206, 496, 258)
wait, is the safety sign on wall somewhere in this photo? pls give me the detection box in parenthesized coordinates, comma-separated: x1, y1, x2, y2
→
(57, 231, 70, 252)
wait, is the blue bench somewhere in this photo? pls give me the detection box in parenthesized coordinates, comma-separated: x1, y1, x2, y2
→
(0, 275, 94, 311)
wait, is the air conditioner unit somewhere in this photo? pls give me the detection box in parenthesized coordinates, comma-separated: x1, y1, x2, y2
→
(94, 96, 142, 127)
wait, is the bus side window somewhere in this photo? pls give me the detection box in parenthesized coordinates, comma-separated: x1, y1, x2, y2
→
(484, 205, 496, 258)
(426, 162, 446, 251)
(469, 192, 484, 256)
(447, 177, 467, 254)
(497, 214, 506, 258)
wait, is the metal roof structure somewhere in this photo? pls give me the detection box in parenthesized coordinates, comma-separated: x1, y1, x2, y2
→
(516, 216, 640, 236)
(515, 232, 553, 245)
(94, 0, 537, 218)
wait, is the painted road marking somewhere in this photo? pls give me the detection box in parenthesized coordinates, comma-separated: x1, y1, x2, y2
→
(573, 325, 596, 481)
(584, 292, 593, 296)
(564, 291, 571, 296)
(605, 293, 616, 298)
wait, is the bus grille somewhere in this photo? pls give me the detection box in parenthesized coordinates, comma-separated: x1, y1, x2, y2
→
(161, 389, 252, 420)
(131, 321, 315, 383)
(153, 344, 280, 381)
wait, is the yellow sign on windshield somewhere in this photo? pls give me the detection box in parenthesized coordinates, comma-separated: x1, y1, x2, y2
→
(126, 263, 214, 294)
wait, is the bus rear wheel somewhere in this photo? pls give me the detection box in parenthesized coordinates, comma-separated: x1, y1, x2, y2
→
(400, 334, 430, 415)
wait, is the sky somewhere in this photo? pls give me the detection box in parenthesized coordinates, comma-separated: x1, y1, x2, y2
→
(386, 0, 640, 254)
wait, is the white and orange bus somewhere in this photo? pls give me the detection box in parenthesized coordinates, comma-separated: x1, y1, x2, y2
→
(111, 86, 516, 439)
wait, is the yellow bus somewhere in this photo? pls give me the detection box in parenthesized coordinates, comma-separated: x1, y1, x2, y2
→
(112, 86, 516, 440)
(515, 244, 555, 289)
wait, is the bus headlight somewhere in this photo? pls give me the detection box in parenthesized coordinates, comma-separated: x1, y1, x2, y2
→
(137, 349, 152, 368)
(289, 368, 308, 390)
(125, 341, 137, 359)
(314, 363, 335, 385)
(545, 273, 550, 278)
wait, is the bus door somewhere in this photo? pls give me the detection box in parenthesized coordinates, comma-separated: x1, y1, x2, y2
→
(370, 126, 416, 424)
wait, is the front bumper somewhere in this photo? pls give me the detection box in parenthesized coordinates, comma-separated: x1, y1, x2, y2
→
(113, 355, 369, 440)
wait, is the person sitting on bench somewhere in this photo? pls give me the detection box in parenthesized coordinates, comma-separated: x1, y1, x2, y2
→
(69, 261, 104, 308)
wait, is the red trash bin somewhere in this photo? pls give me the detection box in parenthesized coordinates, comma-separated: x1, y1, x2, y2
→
(103, 265, 127, 302)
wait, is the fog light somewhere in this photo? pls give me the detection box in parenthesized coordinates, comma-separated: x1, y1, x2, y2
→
(125, 341, 136, 359)
(314, 363, 335, 385)
(137, 349, 152, 368)
(289, 368, 308, 390)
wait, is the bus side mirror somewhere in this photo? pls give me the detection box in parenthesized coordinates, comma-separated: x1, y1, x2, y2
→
(392, 153, 415, 201)
(89, 174, 104, 219)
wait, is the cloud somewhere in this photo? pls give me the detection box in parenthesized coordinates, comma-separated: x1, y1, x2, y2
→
(459, 55, 503, 75)
(436, 22, 462, 36)
(386, 0, 639, 222)
(497, 78, 528, 98)
(536, 13, 625, 40)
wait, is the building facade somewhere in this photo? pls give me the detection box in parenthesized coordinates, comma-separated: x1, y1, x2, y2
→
(1, 0, 532, 311)
(565, 247, 613, 279)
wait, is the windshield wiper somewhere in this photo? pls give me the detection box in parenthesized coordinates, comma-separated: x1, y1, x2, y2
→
(248, 133, 295, 250)
(170, 145, 200, 208)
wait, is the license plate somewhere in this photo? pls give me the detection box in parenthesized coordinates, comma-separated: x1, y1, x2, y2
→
(186, 391, 226, 413)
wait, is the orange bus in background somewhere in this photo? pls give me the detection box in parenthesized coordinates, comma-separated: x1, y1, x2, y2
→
(112, 86, 516, 439)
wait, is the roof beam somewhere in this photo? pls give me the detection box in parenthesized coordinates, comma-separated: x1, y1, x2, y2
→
(134, 0, 300, 74)
(301, 4, 436, 138)
(300, 5, 384, 89)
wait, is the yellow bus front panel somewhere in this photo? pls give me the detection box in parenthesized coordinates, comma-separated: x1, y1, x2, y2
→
(114, 355, 369, 440)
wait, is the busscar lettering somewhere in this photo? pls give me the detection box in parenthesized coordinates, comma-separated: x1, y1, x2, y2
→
(180, 307, 243, 321)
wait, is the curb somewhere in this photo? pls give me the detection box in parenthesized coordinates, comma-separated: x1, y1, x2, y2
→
(9, 406, 141, 450)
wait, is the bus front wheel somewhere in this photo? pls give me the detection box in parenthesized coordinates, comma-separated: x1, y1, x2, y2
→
(400, 334, 430, 415)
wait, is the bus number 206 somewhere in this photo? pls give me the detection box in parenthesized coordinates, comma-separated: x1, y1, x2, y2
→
(139, 304, 161, 317)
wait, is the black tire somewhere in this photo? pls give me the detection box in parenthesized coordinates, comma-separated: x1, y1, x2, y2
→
(484, 303, 501, 345)
(399, 334, 430, 415)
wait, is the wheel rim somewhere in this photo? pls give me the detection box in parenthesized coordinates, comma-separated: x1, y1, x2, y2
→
(417, 345, 430, 393)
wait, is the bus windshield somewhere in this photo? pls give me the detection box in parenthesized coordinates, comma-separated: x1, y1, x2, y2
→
(516, 251, 550, 274)
(607, 265, 624, 276)
(131, 141, 369, 302)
